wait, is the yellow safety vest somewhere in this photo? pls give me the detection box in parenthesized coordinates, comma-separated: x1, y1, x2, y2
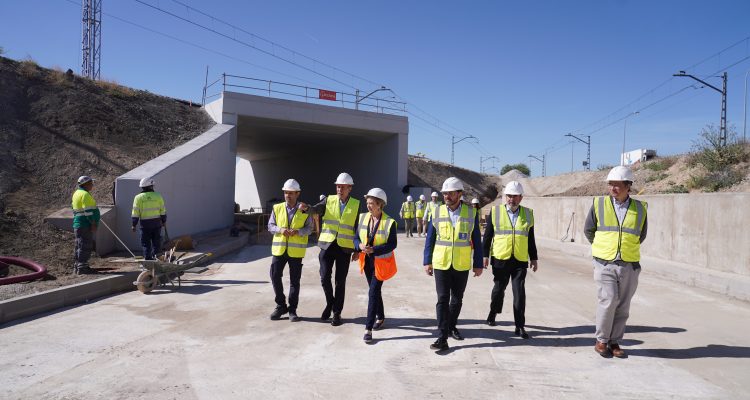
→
(490, 205, 534, 262)
(71, 188, 99, 228)
(415, 201, 426, 218)
(431, 203, 476, 271)
(425, 201, 442, 221)
(271, 203, 310, 258)
(131, 192, 166, 221)
(319, 195, 360, 250)
(402, 202, 415, 219)
(591, 196, 647, 262)
(357, 212, 397, 280)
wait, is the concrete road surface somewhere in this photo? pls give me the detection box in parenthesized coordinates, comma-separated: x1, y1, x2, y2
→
(2, 234, 749, 399)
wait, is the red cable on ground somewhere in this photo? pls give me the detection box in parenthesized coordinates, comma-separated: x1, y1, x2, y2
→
(0, 257, 48, 285)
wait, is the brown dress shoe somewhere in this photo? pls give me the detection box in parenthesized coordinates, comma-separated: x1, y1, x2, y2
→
(595, 341, 612, 358)
(609, 343, 627, 358)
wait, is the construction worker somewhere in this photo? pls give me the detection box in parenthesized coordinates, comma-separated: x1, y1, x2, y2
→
(423, 191, 442, 227)
(423, 177, 483, 352)
(415, 194, 427, 237)
(71, 175, 100, 274)
(400, 195, 416, 237)
(355, 188, 397, 344)
(268, 179, 312, 322)
(302, 172, 361, 326)
(131, 177, 166, 260)
(482, 181, 538, 339)
(584, 165, 648, 359)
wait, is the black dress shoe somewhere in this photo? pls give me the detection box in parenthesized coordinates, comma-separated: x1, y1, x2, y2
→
(430, 338, 449, 351)
(321, 305, 332, 321)
(450, 328, 464, 341)
(270, 305, 288, 320)
(363, 332, 373, 344)
(331, 313, 342, 326)
(373, 319, 385, 330)
(486, 311, 496, 326)
(515, 327, 530, 339)
(288, 311, 301, 322)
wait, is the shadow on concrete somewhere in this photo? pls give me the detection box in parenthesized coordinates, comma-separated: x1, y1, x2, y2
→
(629, 345, 750, 359)
(526, 324, 687, 336)
(145, 279, 267, 296)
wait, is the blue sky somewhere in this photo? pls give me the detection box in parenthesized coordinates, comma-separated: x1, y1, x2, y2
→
(2, 0, 750, 176)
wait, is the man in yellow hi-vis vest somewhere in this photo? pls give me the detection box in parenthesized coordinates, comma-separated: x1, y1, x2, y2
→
(131, 177, 167, 260)
(584, 165, 648, 359)
(423, 177, 483, 352)
(71, 175, 100, 274)
(268, 179, 312, 322)
(400, 195, 416, 237)
(302, 172, 361, 327)
(415, 194, 427, 237)
(482, 181, 538, 339)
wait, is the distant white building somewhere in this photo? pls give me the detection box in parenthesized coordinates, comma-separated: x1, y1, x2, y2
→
(621, 149, 657, 166)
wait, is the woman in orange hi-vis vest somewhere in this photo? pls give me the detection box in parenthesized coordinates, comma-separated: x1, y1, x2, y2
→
(354, 188, 398, 344)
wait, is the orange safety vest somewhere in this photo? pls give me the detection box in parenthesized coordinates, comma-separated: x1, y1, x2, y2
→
(357, 211, 397, 281)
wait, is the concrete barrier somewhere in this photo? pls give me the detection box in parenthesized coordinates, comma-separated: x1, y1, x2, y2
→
(521, 193, 750, 301)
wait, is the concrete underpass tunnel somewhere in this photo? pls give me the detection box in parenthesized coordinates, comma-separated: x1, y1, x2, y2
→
(218, 92, 409, 219)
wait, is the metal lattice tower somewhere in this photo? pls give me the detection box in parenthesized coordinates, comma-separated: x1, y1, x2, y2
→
(81, 0, 102, 80)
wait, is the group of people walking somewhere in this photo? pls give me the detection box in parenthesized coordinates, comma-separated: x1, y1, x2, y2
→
(72, 164, 647, 358)
(266, 166, 648, 357)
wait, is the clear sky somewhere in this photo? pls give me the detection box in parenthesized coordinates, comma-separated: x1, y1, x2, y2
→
(2, 0, 750, 176)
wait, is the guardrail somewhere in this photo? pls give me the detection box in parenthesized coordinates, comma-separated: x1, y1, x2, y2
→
(202, 73, 407, 115)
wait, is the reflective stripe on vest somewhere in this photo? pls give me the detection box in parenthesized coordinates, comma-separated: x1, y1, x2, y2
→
(132, 192, 166, 220)
(490, 205, 534, 262)
(318, 195, 360, 249)
(357, 212, 397, 280)
(416, 201, 426, 218)
(402, 202, 415, 219)
(271, 202, 310, 258)
(591, 196, 647, 262)
(431, 203, 475, 271)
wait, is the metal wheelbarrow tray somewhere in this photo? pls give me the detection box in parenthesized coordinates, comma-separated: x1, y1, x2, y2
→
(134, 253, 210, 294)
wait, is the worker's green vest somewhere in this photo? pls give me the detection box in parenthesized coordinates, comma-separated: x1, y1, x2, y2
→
(490, 205, 534, 262)
(319, 195, 360, 250)
(271, 203, 309, 258)
(71, 188, 100, 228)
(416, 201, 426, 218)
(591, 196, 647, 262)
(431, 203, 475, 271)
(131, 192, 166, 221)
(357, 212, 396, 249)
(425, 201, 442, 221)
(402, 202, 415, 219)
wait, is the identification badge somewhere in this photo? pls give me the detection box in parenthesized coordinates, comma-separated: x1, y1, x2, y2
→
(458, 232, 468, 240)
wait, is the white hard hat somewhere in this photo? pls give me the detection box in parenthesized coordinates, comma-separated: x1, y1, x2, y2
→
(606, 165, 635, 182)
(320, 194, 326, 200)
(334, 172, 354, 185)
(504, 181, 524, 195)
(139, 177, 155, 188)
(406, 195, 413, 202)
(441, 177, 464, 192)
(365, 188, 387, 205)
(281, 178, 301, 191)
(77, 175, 94, 185)
(431, 191, 439, 198)
(471, 198, 480, 204)
(419, 194, 426, 200)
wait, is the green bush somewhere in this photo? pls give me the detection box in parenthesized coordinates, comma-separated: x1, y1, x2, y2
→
(689, 125, 748, 173)
(597, 164, 614, 171)
(663, 184, 689, 194)
(646, 172, 667, 182)
(500, 163, 530, 176)
(643, 158, 674, 171)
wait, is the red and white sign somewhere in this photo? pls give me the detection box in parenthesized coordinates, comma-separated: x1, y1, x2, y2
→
(319, 89, 337, 101)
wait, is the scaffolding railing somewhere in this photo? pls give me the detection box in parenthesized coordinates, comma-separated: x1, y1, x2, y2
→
(202, 73, 407, 115)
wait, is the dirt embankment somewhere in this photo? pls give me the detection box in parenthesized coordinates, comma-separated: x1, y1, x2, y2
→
(0, 56, 214, 298)
(408, 156, 499, 204)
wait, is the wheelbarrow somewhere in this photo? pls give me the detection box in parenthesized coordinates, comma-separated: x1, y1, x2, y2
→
(134, 253, 210, 294)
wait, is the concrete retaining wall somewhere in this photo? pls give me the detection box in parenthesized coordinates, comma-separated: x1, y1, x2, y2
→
(114, 124, 237, 250)
(520, 193, 750, 300)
